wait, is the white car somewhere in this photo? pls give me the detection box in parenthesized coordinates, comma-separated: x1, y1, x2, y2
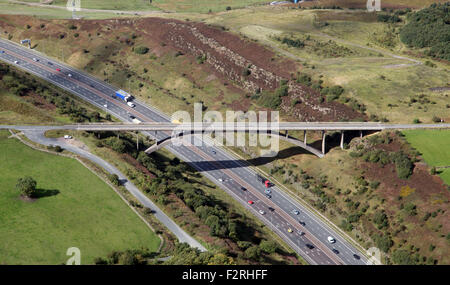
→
(218, 178, 224, 182)
(258, 210, 265, 215)
(327, 236, 336, 243)
(14, 60, 19, 64)
(32, 58, 38, 62)
(68, 73, 72, 77)
(127, 102, 135, 108)
(64, 135, 72, 139)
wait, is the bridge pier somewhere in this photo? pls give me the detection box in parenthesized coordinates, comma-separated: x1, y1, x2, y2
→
(136, 132, 139, 150)
(340, 131, 344, 149)
(360, 130, 363, 138)
(322, 131, 326, 154)
(304, 130, 307, 144)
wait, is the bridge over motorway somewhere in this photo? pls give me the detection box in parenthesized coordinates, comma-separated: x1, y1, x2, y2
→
(2, 122, 449, 158)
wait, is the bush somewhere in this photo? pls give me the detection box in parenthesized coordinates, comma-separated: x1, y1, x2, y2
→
(377, 14, 401, 23)
(259, 240, 278, 254)
(134, 46, 149, 55)
(391, 151, 413, 179)
(372, 234, 393, 253)
(16, 176, 37, 198)
(108, 173, 120, 186)
(404, 203, 417, 216)
(244, 246, 261, 260)
(432, 116, 441, 123)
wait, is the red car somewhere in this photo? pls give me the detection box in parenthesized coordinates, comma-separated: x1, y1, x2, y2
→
(247, 200, 254, 205)
(264, 180, 270, 188)
(56, 68, 61, 71)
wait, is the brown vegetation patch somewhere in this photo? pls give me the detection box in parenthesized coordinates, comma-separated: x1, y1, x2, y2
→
(24, 92, 56, 111)
(121, 153, 156, 178)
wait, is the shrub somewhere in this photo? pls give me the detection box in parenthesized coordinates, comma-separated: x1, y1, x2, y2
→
(432, 116, 441, 123)
(373, 234, 393, 253)
(259, 240, 278, 254)
(134, 46, 149, 55)
(16, 176, 37, 198)
(108, 173, 120, 186)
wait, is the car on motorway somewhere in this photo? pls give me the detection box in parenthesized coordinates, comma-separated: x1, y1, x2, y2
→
(306, 244, 315, 249)
(129, 115, 136, 119)
(56, 68, 61, 71)
(48, 61, 53, 65)
(211, 150, 216, 155)
(32, 58, 38, 62)
(127, 102, 136, 108)
(297, 230, 305, 236)
(0, 50, 5, 54)
(247, 200, 254, 205)
(14, 60, 19, 64)
(332, 249, 340, 254)
(298, 220, 306, 226)
(353, 254, 360, 260)
(265, 193, 272, 199)
(264, 189, 271, 194)
(268, 207, 275, 212)
(327, 236, 336, 243)
(240, 186, 246, 191)
(64, 135, 72, 139)
(68, 73, 72, 77)
(258, 210, 265, 215)
(293, 210, 300, 215)
(287, 228, 293, 233)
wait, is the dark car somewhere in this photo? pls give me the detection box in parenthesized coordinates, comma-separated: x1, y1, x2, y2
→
(268, 207, 275, 212)
(332, 249, 339, 254)
(353, 254, 360, 260)
(129, 115, 136, 119)
(298, 220, 306, 226)
(306, 244, 315, 249)
(48, 61, 53, 65)
(240, 187, 246, 191)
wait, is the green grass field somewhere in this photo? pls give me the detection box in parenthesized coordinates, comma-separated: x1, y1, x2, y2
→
(0, 130, 160, 264)
(403, 130, 450, 185)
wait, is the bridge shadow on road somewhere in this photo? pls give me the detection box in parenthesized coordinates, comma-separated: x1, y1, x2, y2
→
(184, 130, 371, 171)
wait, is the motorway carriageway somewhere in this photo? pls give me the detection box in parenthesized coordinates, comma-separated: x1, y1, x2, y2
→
(0, 39, 369, 265)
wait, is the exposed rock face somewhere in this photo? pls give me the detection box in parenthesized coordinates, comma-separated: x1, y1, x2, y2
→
(159, 20, 363, 121)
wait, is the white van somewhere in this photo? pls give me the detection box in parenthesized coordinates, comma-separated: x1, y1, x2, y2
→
(127, 102, 135, 108)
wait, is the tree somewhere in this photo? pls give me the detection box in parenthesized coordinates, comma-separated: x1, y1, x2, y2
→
(16, 176, 37, 198)
(259, 240, 278, 254)
(244, 246, 261, 260)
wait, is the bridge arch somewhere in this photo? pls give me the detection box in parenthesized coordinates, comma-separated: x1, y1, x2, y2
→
(145, 131, 324, 158)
